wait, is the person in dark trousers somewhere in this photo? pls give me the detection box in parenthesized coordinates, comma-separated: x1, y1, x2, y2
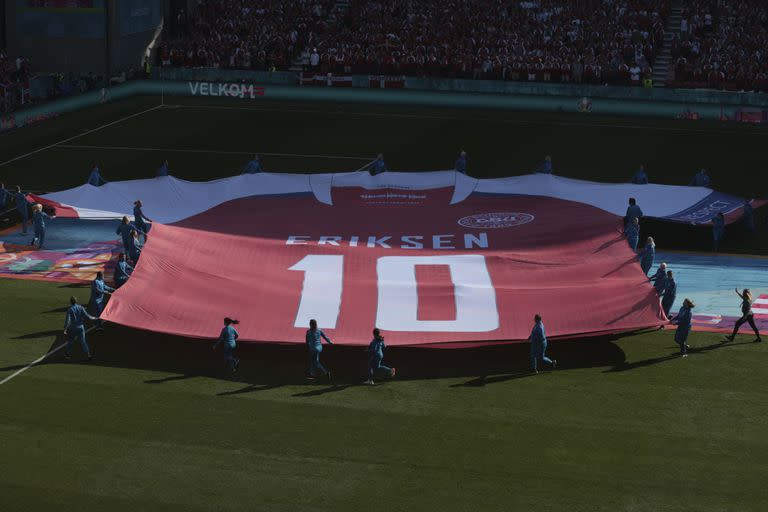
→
(630, 165, 649, 184)
(30, 203, 52, 248)
(213, 317, 240, 373)
(661, 270, 677, 317)
(88, 271, 114, 328)
(0, 182, 8, 211)
(306, 318, 333, 380)
(650, 262, 667, 295)
(639, 236, 655, 275)
(133, 200, 153, 239)
(15, 186, 29, 234)
(113, 252, 133, 288)
(529, 314, 557, 373)
(712, 212, 725, 252)
(741, 200, 755, 234)
(725, 289, 763, 343)
(625, 217, 640, 252)
(672, 298, 695, 357)
(63, 296, 97, 361)
(454, 151, 468, 174)
(625, 197, 643, 226)
(365, 328, 396, 385)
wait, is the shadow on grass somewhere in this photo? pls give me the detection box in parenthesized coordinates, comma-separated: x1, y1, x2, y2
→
(11, 329, 62, 340)
(21, 324, 633, 396)
(605, 337, 755, 372)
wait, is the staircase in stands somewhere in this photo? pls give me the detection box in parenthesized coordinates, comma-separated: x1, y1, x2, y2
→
(652, 1, 684, 87)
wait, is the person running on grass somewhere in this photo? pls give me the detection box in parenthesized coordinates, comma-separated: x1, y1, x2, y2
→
(365, 328, 396, 385)
(672, 298, 695, 357)
(30, 203, 52, 248)
(530, 314, 557, 373)
(725, 289, 763, 343)
(63, 296, 97, 361)
(213, 317, 240, 373)
(306, 318, 333, 381)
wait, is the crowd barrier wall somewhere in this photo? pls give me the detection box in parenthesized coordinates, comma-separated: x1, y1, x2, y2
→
(3, 72, 768, 133)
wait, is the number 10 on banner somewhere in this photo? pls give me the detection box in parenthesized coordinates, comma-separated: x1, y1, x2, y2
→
(289, 254, 499, 332)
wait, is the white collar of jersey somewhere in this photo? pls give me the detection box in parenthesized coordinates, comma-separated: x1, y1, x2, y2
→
(309, 170, 479, 205)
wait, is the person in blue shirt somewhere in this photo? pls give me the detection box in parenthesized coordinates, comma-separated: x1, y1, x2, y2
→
(88, 271, 114, 328)
(365, 327, 396, 385)
(133, 200, 152, 238)
(741, 200, 755, 234)
(639, 236, 655, 275)
(625, 217, 640, 252)
(537, 155, 553, 174)
(712, 212, 725, 252)
(661, 270, 676, 317)
(0, 182, 7, 211)
(156, 160, 170, 177)
(15, 186, 29, 234)
(689, 168, 710, 187)
(368, 154, 387, 175)
(127, 229, 142, 263)
(625, 197, 643, 226)
(454, 150, 468, 175)
(30, 203, 52, 248)
(306, 318, 333, 380)
(87, 163, 106, 186)
(63, 296, 97, 361)
(242, 154, 263, 174)
(116, 216, 136, 252)
(213, 317, 240, 373)
(113, 252, 133, 288)
(650, 262, 667, 295)
(672, 298, 695, 357)
(725, 288, 763, 343)
(529, 314, 557, 373)
(630, 165, 649, 184)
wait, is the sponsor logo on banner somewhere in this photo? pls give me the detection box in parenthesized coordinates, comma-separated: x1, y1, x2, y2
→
(665, 193, 744, 223)
(458, 212, 535, 229)
(188, 82, 266, 99)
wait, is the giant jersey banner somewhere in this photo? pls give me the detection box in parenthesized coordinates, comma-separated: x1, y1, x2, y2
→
(33, 171, 761, 346)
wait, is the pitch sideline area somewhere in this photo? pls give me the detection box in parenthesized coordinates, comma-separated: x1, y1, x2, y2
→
(1, 96, 767, 511)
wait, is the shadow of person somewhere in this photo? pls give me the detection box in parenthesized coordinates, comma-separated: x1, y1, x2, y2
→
(450, 370, 539, 387)
(218, 383, 284, 396)
(292, 384, 352, 397)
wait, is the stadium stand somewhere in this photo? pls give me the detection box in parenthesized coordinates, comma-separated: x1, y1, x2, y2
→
(0, 49, 32, 113)
(669, 0, 768, 91)
(161, 0, 670, 87)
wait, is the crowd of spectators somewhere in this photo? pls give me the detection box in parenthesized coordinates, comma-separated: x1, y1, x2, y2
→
(313, 0, 668, 86)
(159, 0, 337, 72)
(159, 0, 768, 91)
(670, 0, 768, 91)
(0, 50, 32, 113)
(161, 0, 668, 87)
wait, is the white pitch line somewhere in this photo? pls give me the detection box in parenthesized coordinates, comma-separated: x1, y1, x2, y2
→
(167, 103, 767, 135)
(55, 143, 372, 161)
(0, 104, 164, 168)
(0, 327, 96, 386)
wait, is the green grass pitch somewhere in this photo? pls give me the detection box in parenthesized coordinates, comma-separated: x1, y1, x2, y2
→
(0, 94, 767, 511)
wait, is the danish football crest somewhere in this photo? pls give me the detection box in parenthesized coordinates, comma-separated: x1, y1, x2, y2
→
(458, 212, 535, 229)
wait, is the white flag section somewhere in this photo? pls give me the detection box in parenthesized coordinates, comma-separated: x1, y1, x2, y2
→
(38, 171, 757, 225)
